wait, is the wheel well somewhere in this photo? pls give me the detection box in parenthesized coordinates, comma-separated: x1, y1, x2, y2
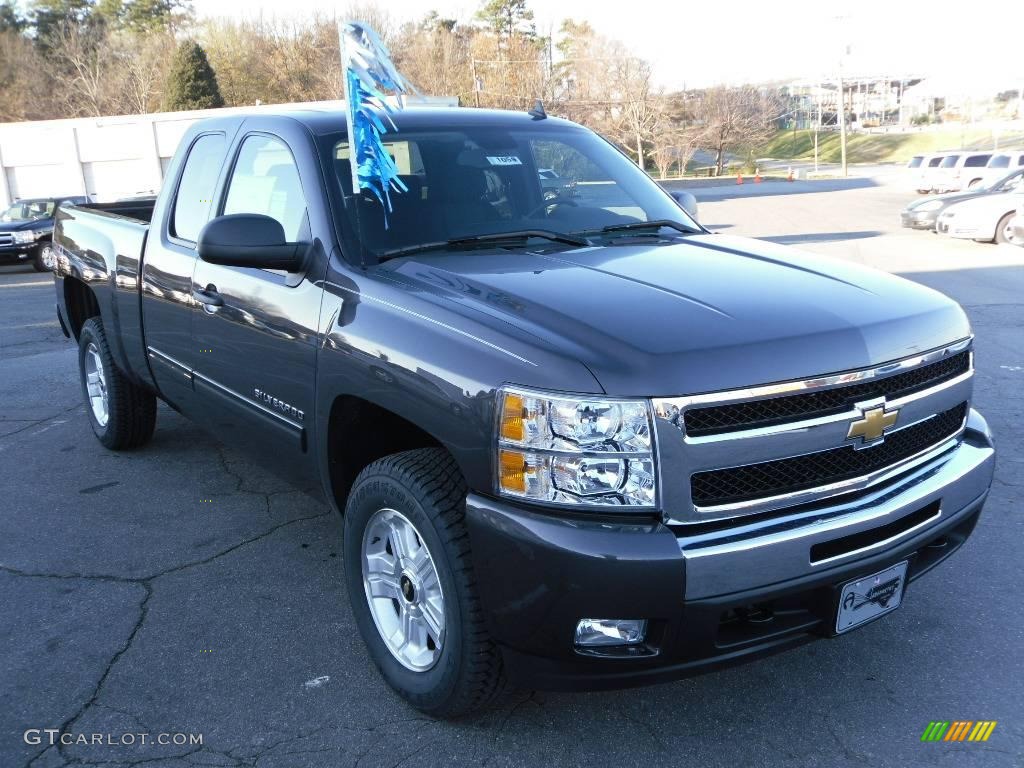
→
(64, 276, 100, 340)
(327, 396, 447, 510)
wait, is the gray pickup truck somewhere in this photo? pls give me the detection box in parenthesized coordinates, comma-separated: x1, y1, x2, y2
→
(52, 107, 995, 717)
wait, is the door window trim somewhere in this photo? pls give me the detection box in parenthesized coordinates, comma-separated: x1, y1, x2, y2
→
(213, 130, 312, 283)
(167, 131, 228, 249)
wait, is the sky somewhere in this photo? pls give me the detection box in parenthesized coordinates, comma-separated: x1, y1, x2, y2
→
(190, 0, 1023, 94)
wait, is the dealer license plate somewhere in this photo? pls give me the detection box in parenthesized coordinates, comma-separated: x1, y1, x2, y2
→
(836, 561, 908, 634)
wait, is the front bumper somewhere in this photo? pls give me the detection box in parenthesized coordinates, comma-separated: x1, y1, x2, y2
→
(900, 210, 938, 229)
(465, 409, 994, 691)
(0, 244, 35, 259)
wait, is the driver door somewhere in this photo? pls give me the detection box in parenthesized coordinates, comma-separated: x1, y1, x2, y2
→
(190, 131, 320, 483)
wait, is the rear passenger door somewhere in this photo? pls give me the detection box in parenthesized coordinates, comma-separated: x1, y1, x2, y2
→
(142, 131, 228, 411)
(190, 129, 322, 482)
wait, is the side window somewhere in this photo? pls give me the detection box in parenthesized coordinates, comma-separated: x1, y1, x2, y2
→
(171, 133, 227, 243)
(223, 135, 307, 241)
(964, 155, 989, 168)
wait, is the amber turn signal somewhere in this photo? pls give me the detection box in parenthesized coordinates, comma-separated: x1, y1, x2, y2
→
(498, 449, 527, 494)
(500, 393, 525, 442)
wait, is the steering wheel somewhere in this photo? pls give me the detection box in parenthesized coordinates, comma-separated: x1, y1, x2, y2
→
(525, 196, 578, 219)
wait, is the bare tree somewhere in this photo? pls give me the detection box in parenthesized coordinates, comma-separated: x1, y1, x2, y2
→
(691, 85, 780, 175)
(46, 23, 123, 117)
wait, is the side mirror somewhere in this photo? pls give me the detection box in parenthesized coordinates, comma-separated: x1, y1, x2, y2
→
(197, 214, 306, 271)
(669, 190, 699, 222)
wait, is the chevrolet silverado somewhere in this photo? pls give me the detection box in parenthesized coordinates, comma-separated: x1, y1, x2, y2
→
(52, 107, 995, 717)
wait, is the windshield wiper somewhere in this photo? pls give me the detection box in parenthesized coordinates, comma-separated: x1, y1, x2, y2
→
(378, 229, 590, 261)
(449, 229, 591, 247)
(596, 219, 699, 236)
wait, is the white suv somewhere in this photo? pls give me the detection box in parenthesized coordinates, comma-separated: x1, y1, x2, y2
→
(914, 153, 948, 193)
(977, 150, 1024, 189)
(933, 151, 993, 193)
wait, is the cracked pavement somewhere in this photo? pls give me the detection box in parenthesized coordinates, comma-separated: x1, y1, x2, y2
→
(2, 178, 1022, 767)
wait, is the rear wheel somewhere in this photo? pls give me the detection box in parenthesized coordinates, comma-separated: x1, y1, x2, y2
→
(995, 212, 1021, 245)
(343, 448, 504, 717)
(78, 317, 157, 449)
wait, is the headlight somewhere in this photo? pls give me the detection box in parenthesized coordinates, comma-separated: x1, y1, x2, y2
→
(913, 200, 943, 212)
(496, 387, 656, 507)
(12, 230, 41, 243)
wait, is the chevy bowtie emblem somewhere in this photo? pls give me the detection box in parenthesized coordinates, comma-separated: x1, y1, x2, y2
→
(847, 404, 900, 446)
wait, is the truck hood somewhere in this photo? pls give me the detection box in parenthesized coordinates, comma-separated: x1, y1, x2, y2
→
(0, 219, 49, 233)
(384, 234, 969, 396)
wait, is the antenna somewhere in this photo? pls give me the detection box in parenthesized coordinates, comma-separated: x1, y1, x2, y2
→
(528, 99, 547, 120)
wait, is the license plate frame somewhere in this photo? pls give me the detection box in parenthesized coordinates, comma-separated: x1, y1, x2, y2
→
(835, 561, 909, 634)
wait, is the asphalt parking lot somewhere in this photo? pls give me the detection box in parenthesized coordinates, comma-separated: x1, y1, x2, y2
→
(3, 176, 1022, 768)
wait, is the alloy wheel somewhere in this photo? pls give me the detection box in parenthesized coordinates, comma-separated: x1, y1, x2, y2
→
(361, 508, 446, 671)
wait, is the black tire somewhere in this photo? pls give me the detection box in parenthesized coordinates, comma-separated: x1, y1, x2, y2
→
(78, 317, 157, 450)
(995, 212, 1016, 245)
(343, 448, 504, 717)
(32, 242, 54, 272)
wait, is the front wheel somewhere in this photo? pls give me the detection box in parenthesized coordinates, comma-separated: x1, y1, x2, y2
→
(78, 317, 157, 449)
(343, 448, 504, 717)
(33, 242, 55, 272)
(995, 212, 1021, 246)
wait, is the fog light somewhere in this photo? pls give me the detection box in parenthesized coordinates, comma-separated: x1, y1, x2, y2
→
(574, 619, 647, 647)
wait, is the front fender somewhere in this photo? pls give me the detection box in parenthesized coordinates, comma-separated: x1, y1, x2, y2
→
(314, 263, 603, 498)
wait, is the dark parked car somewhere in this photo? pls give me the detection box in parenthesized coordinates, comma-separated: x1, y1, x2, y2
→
(0, 196, 89, 271)
(52, 108, 994, 717)
(900, 168, 1024, 230)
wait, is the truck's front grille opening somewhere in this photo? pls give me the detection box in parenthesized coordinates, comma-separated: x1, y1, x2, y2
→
(809, 500, 941, 564)
(691, 403, 967, 507)
(685, 350, 970, 437)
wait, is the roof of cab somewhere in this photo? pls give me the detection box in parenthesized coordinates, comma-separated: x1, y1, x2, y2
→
(194, 106, 583, 137)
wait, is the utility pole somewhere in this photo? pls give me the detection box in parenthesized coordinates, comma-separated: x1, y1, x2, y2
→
(838, 48, 848, 177)
(471, 58, 481, 108)
(814, 83, 822, 173)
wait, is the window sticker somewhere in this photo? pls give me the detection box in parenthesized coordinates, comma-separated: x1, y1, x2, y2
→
(486, 155, 523, 166)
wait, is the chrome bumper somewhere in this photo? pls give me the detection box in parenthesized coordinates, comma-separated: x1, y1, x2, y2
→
(678, 408, 994, 599)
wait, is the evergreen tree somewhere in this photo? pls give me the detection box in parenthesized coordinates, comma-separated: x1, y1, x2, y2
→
(29, 0, 91, 41)
(475, 0, 534, 39)
(0, 1, 25, 33)
(163, 39, 224, 111)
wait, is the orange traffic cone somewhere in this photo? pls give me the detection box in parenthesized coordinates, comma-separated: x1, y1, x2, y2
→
(787, 167, 794, 182)
(736, 171, 744, 185)
(754, 168, 762, 183)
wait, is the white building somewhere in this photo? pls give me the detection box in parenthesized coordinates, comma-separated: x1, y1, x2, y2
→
(0, 96, 457, 208)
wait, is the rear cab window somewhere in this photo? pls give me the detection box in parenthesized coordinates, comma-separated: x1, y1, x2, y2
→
(171, 133, 227, 243)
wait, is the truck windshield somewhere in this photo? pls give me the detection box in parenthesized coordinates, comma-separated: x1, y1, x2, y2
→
(320, 124, 699, 259)
(1, 200, 55, 222)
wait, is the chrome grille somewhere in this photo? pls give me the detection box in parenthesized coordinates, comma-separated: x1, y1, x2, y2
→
(653, 339, 974, 523)
(685, 350, 970, 436)
(0, 233, 14, 247)
(691, 403, 967, 507)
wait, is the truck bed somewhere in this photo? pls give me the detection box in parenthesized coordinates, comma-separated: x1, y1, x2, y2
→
(54, 200, 153, 389)
(76, 197, 157, 224)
